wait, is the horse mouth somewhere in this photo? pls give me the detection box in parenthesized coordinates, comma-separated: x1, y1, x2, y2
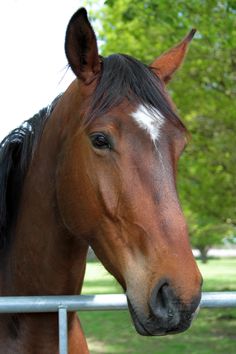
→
(127, 300, 152, 335)
(127, 298, 169, 336)
(127, 297, 197, 336)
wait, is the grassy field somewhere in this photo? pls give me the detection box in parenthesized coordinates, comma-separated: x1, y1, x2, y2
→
(79, 258, 236, 354)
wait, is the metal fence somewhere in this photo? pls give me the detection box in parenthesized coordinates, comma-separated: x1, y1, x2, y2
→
(0, 292, 236, 354)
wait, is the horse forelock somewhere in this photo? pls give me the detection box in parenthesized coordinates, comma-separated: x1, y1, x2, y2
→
(85, 54, 187, 135)
(0, 95, 61, 251)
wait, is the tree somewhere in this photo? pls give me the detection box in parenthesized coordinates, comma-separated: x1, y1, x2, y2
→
(90, 0, 236, 259)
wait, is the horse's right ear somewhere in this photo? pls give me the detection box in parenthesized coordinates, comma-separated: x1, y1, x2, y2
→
(65, 8, 101, 85)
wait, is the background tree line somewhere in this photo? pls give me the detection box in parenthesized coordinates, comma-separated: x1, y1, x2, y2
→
(87, 0, 236, 261)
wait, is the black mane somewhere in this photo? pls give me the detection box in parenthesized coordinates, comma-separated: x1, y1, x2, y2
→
(87, 54, 186, 132)
(0, 96, 60, 250)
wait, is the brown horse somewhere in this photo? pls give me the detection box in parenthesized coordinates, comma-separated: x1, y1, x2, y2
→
(0, 8, 202, 354)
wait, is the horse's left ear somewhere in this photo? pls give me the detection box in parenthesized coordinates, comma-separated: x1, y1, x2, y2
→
(150, 29, 196, 84)
(65, 8, 101, 85)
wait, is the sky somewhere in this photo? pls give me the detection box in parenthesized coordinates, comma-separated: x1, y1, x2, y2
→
(0, 0, 101, 140)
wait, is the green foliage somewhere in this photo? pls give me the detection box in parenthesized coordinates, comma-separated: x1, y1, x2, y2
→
(90, 0, 236, 255)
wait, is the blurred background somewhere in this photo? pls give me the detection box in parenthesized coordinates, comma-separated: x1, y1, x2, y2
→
(1, 0, 235, 353)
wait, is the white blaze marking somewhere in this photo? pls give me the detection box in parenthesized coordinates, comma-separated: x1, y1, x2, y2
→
(131, 104, 164, 141)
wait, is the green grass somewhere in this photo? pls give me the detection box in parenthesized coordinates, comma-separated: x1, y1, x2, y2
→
(79, 258, 236, 354)
(198, 258, 236, 292)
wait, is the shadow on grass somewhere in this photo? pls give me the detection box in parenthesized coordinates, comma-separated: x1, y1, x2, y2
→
(82, 278, 122, 295)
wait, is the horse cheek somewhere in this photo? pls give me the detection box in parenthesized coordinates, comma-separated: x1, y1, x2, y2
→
(56, 150, 101, 237)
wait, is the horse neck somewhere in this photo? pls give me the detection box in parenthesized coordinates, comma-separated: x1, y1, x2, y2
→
(2, 84, 89, 297)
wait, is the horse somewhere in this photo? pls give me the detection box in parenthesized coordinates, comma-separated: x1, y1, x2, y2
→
(0, 7, 202, 354)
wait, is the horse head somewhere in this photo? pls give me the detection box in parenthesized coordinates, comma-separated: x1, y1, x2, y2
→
(56, 8, 202, 336)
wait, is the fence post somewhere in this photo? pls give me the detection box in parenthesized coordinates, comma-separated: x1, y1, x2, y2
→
(58, 306, 68, 354)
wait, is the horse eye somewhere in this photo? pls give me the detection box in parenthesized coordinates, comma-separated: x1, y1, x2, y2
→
(90, 133, 112, 150)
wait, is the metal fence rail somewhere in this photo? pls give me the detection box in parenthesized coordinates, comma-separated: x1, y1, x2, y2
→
(0, 292, 236, 354)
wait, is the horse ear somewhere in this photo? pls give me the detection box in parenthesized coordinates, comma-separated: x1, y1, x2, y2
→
(65, 8, 101, 84)
(150, 29, 196, 84)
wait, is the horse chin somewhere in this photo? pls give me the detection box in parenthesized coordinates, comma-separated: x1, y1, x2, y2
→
(127, 297, 197, 337)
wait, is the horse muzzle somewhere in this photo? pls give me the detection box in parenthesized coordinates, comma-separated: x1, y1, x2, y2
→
(127, 281, 201, 336)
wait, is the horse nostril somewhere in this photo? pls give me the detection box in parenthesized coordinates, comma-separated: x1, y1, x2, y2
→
(149, 281, 201, 335)
(149, 282, 180, 327)
(156, 284, 168, 311)
(150, 282, 167, 314)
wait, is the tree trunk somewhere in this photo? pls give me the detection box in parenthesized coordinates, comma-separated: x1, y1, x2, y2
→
(199, 247, 209, 263)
